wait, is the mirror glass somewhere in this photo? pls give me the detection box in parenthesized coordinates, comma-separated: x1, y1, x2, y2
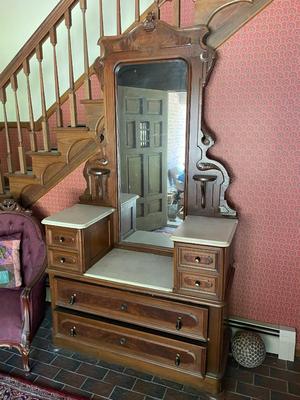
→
(116, 60, 188, 248)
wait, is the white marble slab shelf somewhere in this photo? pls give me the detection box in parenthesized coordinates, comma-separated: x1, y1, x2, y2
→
(41, 204, 115, 229)
(170, 215, 238, 247)
(85, 248, 173, 292)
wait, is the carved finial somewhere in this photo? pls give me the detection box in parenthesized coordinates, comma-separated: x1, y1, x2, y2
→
(0, 199, 32, 214)
(143, 12, 156, 32)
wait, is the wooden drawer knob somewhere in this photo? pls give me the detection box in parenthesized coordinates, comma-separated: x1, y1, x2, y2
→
(69, 326, 76, 337)
(175, 353, 181, 366)
(69, 294, 76, 305)
(195, 280, 201, 287)
(119, 337, 126, 345)
(120, 303, 128, 312)
(195, 256, 201, 263)
(60, 257, 66, 264)
(59, 236, 65, 243)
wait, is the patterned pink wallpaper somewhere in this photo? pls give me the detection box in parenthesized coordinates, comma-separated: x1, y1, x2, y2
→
(34, 0, 300, 342)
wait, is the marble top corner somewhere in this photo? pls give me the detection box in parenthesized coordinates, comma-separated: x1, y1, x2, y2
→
(41, 204, 115, 229)
(170, 215, 238, 247)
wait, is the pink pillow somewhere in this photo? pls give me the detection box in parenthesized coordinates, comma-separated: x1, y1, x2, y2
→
(0, 235, 22, 288)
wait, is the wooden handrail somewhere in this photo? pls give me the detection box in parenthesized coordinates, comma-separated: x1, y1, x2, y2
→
(0, 0, 79, 90)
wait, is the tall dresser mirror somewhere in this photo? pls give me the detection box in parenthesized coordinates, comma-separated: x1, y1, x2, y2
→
(116, 60, 188, 249)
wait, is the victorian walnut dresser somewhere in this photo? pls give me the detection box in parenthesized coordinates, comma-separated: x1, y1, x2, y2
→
(43, 17, 238, 396)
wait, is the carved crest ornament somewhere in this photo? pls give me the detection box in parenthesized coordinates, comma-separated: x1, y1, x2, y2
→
(84, 13, 236, 217)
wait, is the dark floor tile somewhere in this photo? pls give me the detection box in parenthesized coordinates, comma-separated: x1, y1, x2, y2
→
(10, 368, 37, 382)
(164, 388, 199, 400)
(242, 364, 269, 376)
(124, 367, 153, 381)
(0, 362, 14, 373)
(51, 354, 81, 370)
(30, 347, 57, 364)
(182, 385, 204, 395)
(254, 374, 287, 392)
(225, 366, 253, 384)
(133, 379, 166, 398)
(110, 386, 144, 400)
(288, 381, 300, 396)
(74, 353, 99, 365)
(236, 382, 269, 400)
(31, 360, 61, 379)
(104, 370, 136, 390)
(262, 355, 287, 370)
(35, 326, 52, 340)
(81, 377, 114, 397)
(77, 362, 108, 380)
(93, 395, 109, 400)
(0, 349, 12, 363)
(224, 393, 250, 400)
(271, 391, 300, 400)
(53, 346, 75, 358)
(5, 354, 23, 369)
(287, 358, 300, 373)
(63, 384, 92, 399)
(31, 336, 55, 352)
(223, 377, 236, 392)
(153, 376, 183, 391)
(34, 375, 64, 390)
(270, 367, 300, 384)
(97, 360, 125, 372)
(55, 369, 87, 388)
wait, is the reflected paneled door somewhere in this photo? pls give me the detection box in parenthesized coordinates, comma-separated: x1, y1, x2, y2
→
(118, 86, 168, 231)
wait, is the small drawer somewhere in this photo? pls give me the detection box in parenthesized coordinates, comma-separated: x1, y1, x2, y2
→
(178, 271, 220, 299)
(46, 226, 80, 250)
(48, 249, 81, 272)
(54, 311, 206, 376)
(178, 246, 218, 271)
(53, 278, 208, 340)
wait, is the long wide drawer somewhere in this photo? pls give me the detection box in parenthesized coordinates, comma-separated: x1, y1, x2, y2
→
(54, 310, 206, 376)
(52, 277, 208, 340)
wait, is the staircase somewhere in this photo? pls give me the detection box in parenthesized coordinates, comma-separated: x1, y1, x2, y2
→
(0, 0, 273, 207)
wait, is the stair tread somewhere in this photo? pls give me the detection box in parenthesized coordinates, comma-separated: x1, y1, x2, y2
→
(27, 150, 61, 157)
(55, 126, 89, 132)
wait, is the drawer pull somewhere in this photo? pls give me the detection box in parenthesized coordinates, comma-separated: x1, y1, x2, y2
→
(69, 294, 76, 305)
(195, 280, 201, 287)
(69, 326, 76, 337)
(175, 353, 181, 366)
(120, 303, 128, 312)
(194, 256, 213, 264)
(59, 236, 65, 243)
(195, 280, 213, 288)
(119, 337, 126, 345)
(176, 317, 182, 331)
(60, 257, 66, 264)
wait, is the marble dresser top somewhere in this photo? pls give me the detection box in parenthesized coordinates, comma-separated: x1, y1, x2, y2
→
(85, 248, 173, 292)
(170, 215, 238, 247)
(41, 204, 115, 229)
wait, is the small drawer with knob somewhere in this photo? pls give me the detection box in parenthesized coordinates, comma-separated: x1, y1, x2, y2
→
(177, 270, 220, 299)
(177, 244, 220, 272)
(54, 310, 206, 377)
(48, 249, 80, 272)
(46, 226, 80, 251)
(52, 277, 208, 340)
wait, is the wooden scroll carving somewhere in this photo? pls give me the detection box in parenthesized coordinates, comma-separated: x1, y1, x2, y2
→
(91, 13, 236, 217)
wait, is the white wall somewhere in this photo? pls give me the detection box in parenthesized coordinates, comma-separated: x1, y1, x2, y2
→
(0, 0, 153, 122)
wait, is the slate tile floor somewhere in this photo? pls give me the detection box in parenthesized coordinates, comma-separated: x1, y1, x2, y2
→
(0, 305, 299, 400)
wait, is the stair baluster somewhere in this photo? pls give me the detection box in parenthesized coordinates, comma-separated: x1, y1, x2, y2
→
(23, 59, 37, 152)
(65, 9, 78, 127)
(36, 43, 51, 151)
(50, 27, 63, 128)
(173, 0, 181, 27)
(80, 0, 92, 100)
(135, 0, 140, 22)
(99, 0, 104, 37)
(10, 74, 27, 174)
(117, 0, 122, 35)
(0, 88, 13, 174)
(0, 163, 4, 194)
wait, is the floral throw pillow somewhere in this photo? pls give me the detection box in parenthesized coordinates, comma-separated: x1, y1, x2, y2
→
(0, 236, 22, 288)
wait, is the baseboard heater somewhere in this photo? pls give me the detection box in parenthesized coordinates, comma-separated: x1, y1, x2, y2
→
(227, 316, 296, 361)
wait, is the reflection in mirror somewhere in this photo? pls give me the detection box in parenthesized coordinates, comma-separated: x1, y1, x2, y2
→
(117, 60, 188, 248)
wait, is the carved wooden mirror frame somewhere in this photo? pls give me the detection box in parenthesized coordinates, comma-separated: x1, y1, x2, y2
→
(81, 12, 236, 245)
